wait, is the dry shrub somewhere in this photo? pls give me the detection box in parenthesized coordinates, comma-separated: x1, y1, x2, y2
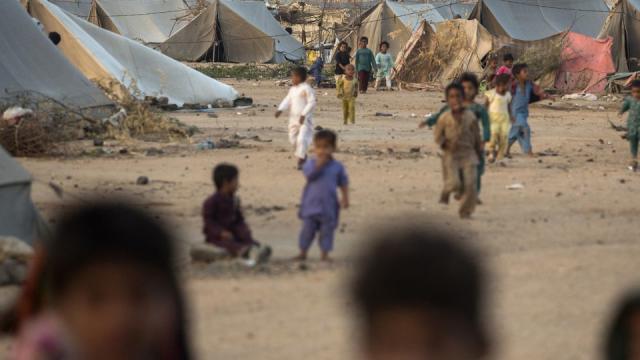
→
(0, 80, 190, 156)
(0, 92, 99, 156)
(97, 80, 190, 142)
(515, 36, 565, 80)
(395, 22, 471, 84)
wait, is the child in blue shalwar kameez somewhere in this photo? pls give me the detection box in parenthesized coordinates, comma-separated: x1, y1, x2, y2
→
(295, 130, 350, 262)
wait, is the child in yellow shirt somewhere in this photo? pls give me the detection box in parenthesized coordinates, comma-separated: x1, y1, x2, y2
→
(337, 64, 359, 125)
(484, 74, 513, 162)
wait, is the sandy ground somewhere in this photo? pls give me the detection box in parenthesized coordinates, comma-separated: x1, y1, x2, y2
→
(5, 80, 640, 359)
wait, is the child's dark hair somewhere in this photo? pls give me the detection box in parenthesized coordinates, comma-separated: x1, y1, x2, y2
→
(459, 72, 479, 90)
(352, 224, 488, 355)
(338, 40, 348, 49)
(445, 81, 465, 98)
(630, 79, 640, 89)
(43, 201, 191, 358)
(360, 36, 368, 43)
(503, 53, 514, 62)
(213, 163, 239, 189)
(291, 66, 308, 81)
(314, 129, 337, 148)
(379, 41, 389, 50)
(495, 73, 511, 86)
(605, 290, 640, 360)
(512, 63, 528, 76)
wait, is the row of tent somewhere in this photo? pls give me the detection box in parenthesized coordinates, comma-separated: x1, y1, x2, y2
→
(344, 0, 640, 93)
(52, 0, 306, 63)
(2, 0, 242, 116)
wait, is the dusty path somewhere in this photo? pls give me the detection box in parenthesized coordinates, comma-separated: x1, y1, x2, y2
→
(10, 80, 640, 359)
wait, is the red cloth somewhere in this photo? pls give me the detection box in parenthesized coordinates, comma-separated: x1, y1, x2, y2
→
(202, 192, 256, 256)
(555, 32, 615, 94)
(496, 65, 512, 76)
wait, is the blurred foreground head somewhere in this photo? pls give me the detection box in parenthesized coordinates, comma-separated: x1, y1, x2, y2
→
(605, 290, 640, 360)
(352, 223, 489, 360)
(18, 201, 191, 360)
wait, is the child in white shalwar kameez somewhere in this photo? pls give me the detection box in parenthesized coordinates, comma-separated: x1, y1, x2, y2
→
(275, 67, 317, 169)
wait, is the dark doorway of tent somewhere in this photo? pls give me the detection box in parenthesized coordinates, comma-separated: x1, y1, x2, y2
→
(203, 22, 226, 62)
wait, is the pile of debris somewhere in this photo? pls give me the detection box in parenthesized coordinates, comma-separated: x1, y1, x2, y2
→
(0, 91, 192, 157)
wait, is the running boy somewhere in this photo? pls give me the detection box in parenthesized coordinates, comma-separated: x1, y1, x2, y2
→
(618, 79, 640, 171)
(352, 224, 490, 360)
(337, 64, 358, 125)
(421, 73, 490, 200)
(354, 37, 376, 94)
(296, 130, 349, 261)
(433, 82, 483, 219)
(485, 74, 513, 162)
(276, 67, 317, 169)
(507, 63, 547, 157)
(203, 163, 271, 263)
(374, 41, 394, 91)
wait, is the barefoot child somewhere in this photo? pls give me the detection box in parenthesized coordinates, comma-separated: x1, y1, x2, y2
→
(355, 37, 376, 94)
(507, 63, 547, 157)
(296, 130, 349, 261)
(352, 224, 490, 360)
(485, 74, 513, 162)
(12, 202, 191, 360)
(276, 67, 317, 169)
(433, 82, 483, 219)
(203, 164, 271, 264)
(421, 73, 490, 201)
(618, 80, 640, 171)
(374, 41, 394, 91)
(337, 64, 358, 125)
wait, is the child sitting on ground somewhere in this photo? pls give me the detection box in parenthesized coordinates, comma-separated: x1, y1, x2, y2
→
(374, 41, 394, 91)
(12, 202, 192, 360)
(337, 64, 358, 125)
(618, 79, 640, 171)
(434, 82, 483, 219)
(507, 63, 548, 157)
(296, 130, 349, 262)
(485, 74, 513, 162)
(203, 163, 271, 265)
(352, 223, 490, 360)
(276, 67, 317, 169)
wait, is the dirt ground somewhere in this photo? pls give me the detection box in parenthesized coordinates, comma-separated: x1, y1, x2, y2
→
(8, 80, 640, 359)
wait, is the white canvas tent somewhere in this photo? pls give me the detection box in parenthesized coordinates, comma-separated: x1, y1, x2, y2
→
(469, 0, 609, 41)
(344, 1, 473, 58)
(216, 0, 305, 63)
(50, 0, 92, 18)
(29, 0, 239, 107)
(1, 0, 113, 111)
(0, 146, 45, 245)
(87, 0, 305, 63)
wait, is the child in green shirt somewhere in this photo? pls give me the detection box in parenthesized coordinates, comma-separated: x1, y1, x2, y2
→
(375, 41, 394, 91)
(619, 79, 640, 171)
(354, 36, 376, 94)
